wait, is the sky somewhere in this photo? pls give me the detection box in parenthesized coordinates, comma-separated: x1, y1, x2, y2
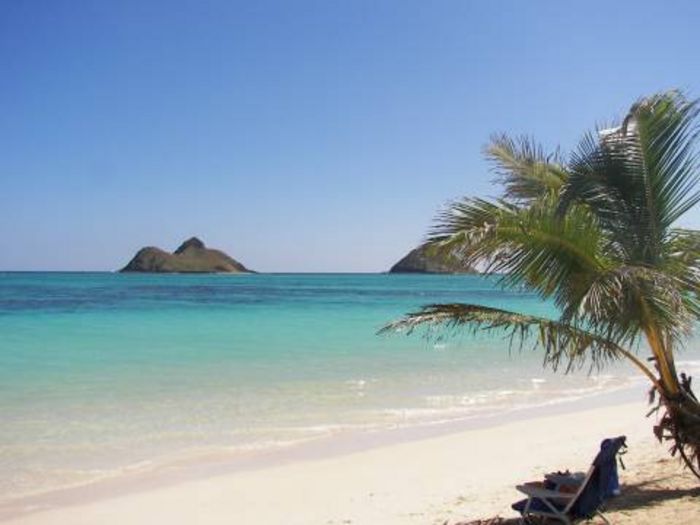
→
(2, 0, 699, 272)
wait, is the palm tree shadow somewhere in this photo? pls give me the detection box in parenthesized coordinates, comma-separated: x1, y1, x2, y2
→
(453, 474, 700, 525)
(604, 475, 700, 513)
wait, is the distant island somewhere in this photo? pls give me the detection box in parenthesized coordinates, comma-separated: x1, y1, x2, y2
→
(389, 244, 477, 274)
(120, 237, 253, 273)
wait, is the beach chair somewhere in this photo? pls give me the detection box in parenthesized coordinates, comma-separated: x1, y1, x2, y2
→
(511, 436, 626, 524)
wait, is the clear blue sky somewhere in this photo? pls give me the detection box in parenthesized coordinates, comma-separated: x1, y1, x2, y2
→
(2, 1, 699, 272)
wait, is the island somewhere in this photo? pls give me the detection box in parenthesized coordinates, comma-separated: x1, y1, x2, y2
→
(120, 237, 253, 273)
(389, 244, 476, 274)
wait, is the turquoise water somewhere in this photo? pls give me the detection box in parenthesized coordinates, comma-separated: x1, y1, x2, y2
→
(1, 272, 697, 503)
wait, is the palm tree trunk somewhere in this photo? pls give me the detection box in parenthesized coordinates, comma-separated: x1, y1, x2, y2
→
(644, 326, 680, 395)
(643, 327, 700, 479)
(660, 393, 700, 480)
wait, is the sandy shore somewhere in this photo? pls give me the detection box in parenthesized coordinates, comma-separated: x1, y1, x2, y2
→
(4, 397, 697, 525)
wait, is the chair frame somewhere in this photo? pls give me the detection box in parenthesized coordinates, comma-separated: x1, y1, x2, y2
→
(515, 464, 611, 524)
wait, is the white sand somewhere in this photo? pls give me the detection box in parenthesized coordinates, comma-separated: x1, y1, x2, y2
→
(4, 398, 669, 525)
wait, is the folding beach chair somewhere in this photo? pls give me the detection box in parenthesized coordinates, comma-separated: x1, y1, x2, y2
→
(511, 436, 627, 524)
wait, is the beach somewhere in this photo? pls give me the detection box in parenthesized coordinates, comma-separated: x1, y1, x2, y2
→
(4, 396, 698, 524)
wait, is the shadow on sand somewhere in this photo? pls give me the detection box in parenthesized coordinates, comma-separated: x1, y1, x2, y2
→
(604, 474, 700, 512)
(452, 473, 700, 524)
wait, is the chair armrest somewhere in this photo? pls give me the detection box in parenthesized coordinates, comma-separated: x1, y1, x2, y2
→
(516, 484, 576, 500)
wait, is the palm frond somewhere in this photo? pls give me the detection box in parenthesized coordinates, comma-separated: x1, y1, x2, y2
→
(486, 134, 567, 203)
(380, 303, 642, 373)
(430, 195, 609, 312)
(494, 200, 607, 301)
(561, 91, 700, 266)
(661, 228, 700, 322)
(665, 228, 700, 276)
(628, 92, 700, 228)
(563, 265, 698, 348)
(563, 129, 649, 262)
(427, 197, 516, 268)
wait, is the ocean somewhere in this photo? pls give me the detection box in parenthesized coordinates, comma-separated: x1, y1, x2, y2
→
(1, 272, 697, 505)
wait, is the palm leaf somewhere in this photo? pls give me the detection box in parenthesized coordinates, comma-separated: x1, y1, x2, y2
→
(561, 92, 700, 266)
(486, 134, 567, 203)
(665, 228, 700, 278)
(427, 197, 517, 268)
(564, 265, 698, 347)
(380, 304, 655, 377)
(628, 92, 700, 229)
(429, 195, 608, 314)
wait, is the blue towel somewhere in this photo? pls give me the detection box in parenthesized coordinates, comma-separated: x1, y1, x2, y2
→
(572, 436, 626, 518)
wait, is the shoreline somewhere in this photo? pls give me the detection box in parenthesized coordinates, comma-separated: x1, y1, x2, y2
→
(2, 383, 661, 524)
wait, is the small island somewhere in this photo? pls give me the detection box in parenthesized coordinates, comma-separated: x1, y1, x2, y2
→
(389, 244, 476, 274)
(120, 237, 253, 273)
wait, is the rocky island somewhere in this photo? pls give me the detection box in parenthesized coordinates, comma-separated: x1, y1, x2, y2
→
(120, 237, 253, 273)
(389, 244, 476, 274)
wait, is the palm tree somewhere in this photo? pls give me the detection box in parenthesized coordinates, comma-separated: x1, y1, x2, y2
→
(383, 91, 700, 477)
